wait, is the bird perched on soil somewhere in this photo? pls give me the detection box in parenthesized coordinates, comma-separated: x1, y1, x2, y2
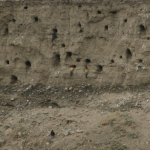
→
(85, 66, 88, 78)
(70, 65, 76, 77)
(51, 32, 57, 42)
(50, 130, 55, 137)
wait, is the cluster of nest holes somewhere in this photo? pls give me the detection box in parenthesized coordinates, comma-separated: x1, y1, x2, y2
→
(97, 65, 103, 72)
(97, 10, 101, 14)
(139, 24, 146, 32)
(25, 61, 31, 67)
(61, 43, 65, 47)
(124, 19, 127, 23)
(24, 6, 28, 9)
(105, 25, 108, 30)
(126, 48, 132, 60)
(6, 60, 9, 64)
(85, 59, 91, 63)
(110, 11, 117, 14)
(11, 75, 18, 83)
(34, 16, 38, 22)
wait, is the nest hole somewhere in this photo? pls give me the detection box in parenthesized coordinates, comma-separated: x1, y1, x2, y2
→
(110, 11, 117, 14)
(120, 56, 122, 59)
(139, 24, 146, 32)
(34, 17, 38, 22)
(66, 52, 72, 57)
(25, 61, 31, 67)
(138, 59, 143, 63)
(61, 44, 65, 47)
(97, 65, 103, 72)
(5, 28, 9, 34)
(97, 10, 101, 14)
(78, 22, 81, 27)
(105, 25, 108, 30)
(110, 59, 114, 63)
(78, 4, 81, 8)
(11, 75, 18, 83)
(85, 59, 91, 63)
(24, 6, 28, 9)
(126, 48, 132, 60)
(124, 19, 127, 22)
(53, 28, 57, 33)
(76, 58, 81, 62)
(6, 60, 9, 64)
(79, 29, 83, 33)
(53, 54, 60, 65)
(12, 19, 16, 22)
(147, 37, 150, 40)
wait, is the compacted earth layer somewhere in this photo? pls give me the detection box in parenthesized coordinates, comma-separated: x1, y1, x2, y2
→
(0, 83, 150, 150)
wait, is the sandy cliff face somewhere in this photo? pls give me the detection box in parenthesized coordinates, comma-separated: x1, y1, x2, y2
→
(0, 0, 150, 86)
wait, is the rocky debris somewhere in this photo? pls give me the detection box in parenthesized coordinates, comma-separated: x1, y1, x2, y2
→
(0, 100, 14, 107)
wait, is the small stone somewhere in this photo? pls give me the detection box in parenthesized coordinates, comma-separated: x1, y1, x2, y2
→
(65, 87, 68, 91)
(11, 98, 15, 101)
(62, 129, 71, 136)
(46, 86, 52, 90)
(45, 142, 50, 145)
(69, 87, 73, 91)
(70, 131, 74, 134)
(79, 90, 82, 93)
(76, 129, 84, 133)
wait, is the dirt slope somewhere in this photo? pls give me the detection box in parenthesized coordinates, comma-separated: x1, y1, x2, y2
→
(0, 84, 150, 150)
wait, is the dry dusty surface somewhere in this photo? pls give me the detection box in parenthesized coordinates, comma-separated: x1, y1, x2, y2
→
(0, 83, 150, 150)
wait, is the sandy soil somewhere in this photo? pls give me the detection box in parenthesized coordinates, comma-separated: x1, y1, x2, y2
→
(0, 84, 150, 150)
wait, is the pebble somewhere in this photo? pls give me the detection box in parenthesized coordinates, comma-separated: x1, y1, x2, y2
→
(18, 132, 22, 136)
(11, 98, 15, 101)
(79, 90, 82, 93)
(69, 87, 73, 91)
(48, 106, 53, 109)
(62, 129, 71, 136)
(76, 129, 84, 133)
(65, 87, 68, 91)
(46, 86, 52, 90)
(45, 142, 50, 145)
